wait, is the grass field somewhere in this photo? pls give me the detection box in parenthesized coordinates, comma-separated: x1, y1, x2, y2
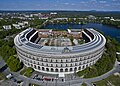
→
(0, 73, 6, 80)
(20, 67, 34, 77)
(93, 73, 120, 86)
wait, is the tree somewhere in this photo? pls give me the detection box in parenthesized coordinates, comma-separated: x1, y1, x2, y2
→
(77, 36, 117, 78)
(6, 56, 23, 72)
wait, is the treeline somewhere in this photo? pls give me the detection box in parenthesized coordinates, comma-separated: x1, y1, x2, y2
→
(102, 20, 120, 28)
(0, 38, 23, 72)
(7, 56, 23, 72)
(45, 18, 87, 26)
(77, 36, 120, 78)
(53, 11, 120, 18)
(29, 19, 46, 29)
(0, 38, 16, 61)
(0, 18, 24, 26)
(0, 28, 24, 72)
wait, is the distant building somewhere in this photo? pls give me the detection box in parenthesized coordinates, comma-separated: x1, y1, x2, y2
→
(88, 15, 96, 19)
(3, 25, 11, 30)
(110, 18, 120, 21)
(104, 17, 110, 19)
(12, 24, 21, 29)
(39, 17, 49, 19)
(23, 21, 29, 25)
(13, 21, 28, 29)
(50, 12, 57, 15)
(54, 18, 68, 20)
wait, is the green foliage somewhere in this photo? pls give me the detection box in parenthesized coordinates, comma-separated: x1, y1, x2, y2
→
(77, 66, 98, 78)
(95, 53, 113, 76)
(0, 38, 16, 61)
(0, 28, 23, 39)
(81, 83, 87, 86)
(6, 56, 23, 72)
(0, 45, 16, 61)
(117, 55, 120, 62)
(45, 18, 88, 25)
(102, 19, 120, 28)
(30, 19, 45, 29)
(95, 74, 120, 86)
(77, 36, 117, 78)
(0, 73, 6, 80)
(20, 67, 34, 77)
(54, 11, 120, 18)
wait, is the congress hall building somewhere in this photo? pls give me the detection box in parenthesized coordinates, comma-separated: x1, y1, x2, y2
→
(14, 28, 106, 76)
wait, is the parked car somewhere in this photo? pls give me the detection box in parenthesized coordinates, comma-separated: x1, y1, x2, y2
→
(6, 73, 13, 79)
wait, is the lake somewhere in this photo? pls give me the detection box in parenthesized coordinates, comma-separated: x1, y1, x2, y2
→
(42, 23, 120, 42)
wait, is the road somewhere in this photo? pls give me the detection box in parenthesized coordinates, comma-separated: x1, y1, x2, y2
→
(1, 56, 120, 86)
(11, 60, 120, 86)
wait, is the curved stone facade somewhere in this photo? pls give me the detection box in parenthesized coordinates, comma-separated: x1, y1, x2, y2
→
(14, 28, 106, 75)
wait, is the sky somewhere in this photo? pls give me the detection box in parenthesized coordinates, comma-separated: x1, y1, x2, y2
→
(0, 0, 120, 11)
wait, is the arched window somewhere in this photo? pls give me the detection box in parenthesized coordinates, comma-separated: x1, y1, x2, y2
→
(55, 69, 58, 72)
(70, 68, 72, 71)
(66, 64, 68, 67)
(76, 59, 77, 62)
(37, 62, 39, 65)
(46, 68, 49, 71)
(65, 68, 68, 72)
(86, 64, 89, 67)
(60, 69, 63, 72)
(79, 62, 81, 65)
(42, 63, 44, 66)
(74, 67, 77, 71)
(42, 67, 45, 71)
(75, 63, 77, 66)
(70, 64, 72, 67)
(51, 60, 52, 62)
(66, 59, 68, 62)
(51, 64, 53, 67)
(38, 66, 40, 70)
(56, 60, 58, 62)
(34, 65, 37, 69)
(78, 66, 81, 70)
(51, 68, 54, 72)
(82, 65, 85, 69)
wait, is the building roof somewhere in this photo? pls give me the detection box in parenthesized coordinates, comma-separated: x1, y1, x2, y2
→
(14, 28, 106, 56)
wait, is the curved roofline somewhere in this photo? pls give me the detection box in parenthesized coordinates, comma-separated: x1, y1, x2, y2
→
(14, 28, 106, 56)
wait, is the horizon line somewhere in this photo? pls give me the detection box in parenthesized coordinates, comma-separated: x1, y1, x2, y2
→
(0, 9, 120, 12)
